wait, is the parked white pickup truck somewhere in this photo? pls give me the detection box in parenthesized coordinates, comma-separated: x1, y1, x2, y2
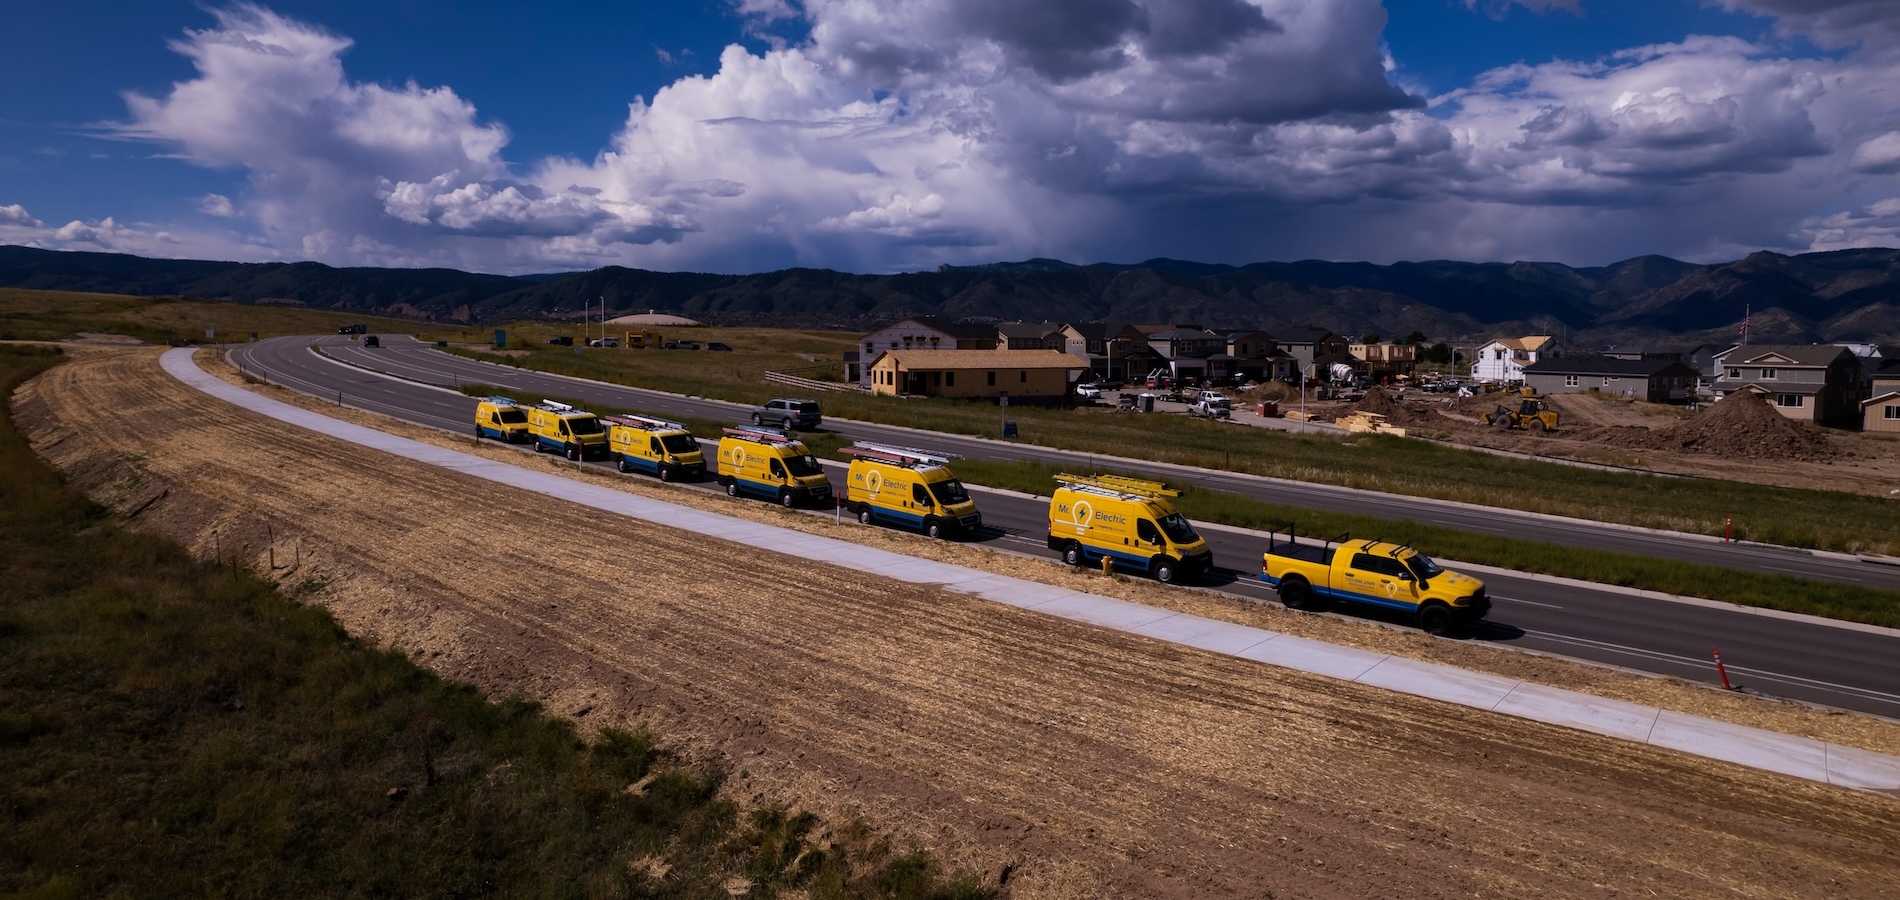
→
(1187, 390, 1232, 419)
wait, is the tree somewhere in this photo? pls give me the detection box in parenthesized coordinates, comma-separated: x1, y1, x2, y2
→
(1421, 342, 1453, 364)
(1402, 330, 1428, 345)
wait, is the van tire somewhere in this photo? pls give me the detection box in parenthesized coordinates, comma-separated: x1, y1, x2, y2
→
(566, 444, 580, 461)
(1280, 576, 1315, 610)
(1061, 544, 1083, 567)
(726, 480, 740, 497)
(925, 519, 944, 540)
(858, 506, 874, 525)
(1153, 557, 1178, 584)
(617, 457, 631, 473)
(659, 465, 675, 483)
(1418, 603, 1454, 636)
(779, 490, 796, 508)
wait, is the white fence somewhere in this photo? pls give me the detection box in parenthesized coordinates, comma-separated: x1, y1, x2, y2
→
(763, 370, 865, 393)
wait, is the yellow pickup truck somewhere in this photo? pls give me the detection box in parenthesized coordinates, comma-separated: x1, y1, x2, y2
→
(1260, 526, 1489, 635)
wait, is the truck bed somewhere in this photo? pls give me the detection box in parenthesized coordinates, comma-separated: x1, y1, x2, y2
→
(1266, 543, 1333, 566)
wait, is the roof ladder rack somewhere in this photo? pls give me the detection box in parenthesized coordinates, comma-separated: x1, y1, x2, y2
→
(840, 441, 961, 467)
(1053, 473, 1180, 498)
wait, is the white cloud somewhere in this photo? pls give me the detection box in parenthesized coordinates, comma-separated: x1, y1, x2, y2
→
(1715, 1, 1900, 53)
(24, 1, 1900, 274)
(199, 193, 237, 217)
(0, 204, 44, 227)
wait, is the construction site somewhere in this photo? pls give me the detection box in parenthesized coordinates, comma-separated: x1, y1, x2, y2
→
(14, 343, 1900, 899)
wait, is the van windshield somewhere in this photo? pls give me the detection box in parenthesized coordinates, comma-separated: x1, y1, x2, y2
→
(497, 409, 527, 424)
(785, 454, 824, 477)
(660, 433, 699, 453)
(567, 416, 604, 436)
(1157, 512, 1199, 544)
(928, 479, 970, 506)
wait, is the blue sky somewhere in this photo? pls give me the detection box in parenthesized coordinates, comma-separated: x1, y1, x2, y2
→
(4, 1, 1898, 274)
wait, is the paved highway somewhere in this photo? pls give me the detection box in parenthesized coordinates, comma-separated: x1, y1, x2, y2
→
(224, 335, 1900, 718)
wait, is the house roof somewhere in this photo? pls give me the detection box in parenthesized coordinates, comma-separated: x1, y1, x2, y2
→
(1523, 356, 1696, 377)
(871, 349, 1089, 370)
(1275, 325, 1335, 345)
(996, 321, 1062, 340)
(1725, 344, 1853, 368)
(1148, 328, 1224, 341)
(881, 316, 999, 341)
(1225, 330, 1272, 341)
(1490, 335, 1558, 352)
(1862, 390, 1900, 409)
(1725, 381, 1822, 395)
(1062, 322, 1110, 340)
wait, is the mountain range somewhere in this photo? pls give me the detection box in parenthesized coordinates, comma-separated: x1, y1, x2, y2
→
(4, 244, 1897, 348)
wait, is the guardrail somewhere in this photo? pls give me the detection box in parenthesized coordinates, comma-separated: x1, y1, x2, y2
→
(763, 370, 864, 393)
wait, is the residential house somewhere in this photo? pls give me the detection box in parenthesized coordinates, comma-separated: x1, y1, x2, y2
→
(1470, 335, 1567, 383)
(1349, 342, 1418, 382)
(1275, 326, 1351, 376)
(996, 321, 1066, 350)
(1860, 358, 1900, 433)
(1225, 331, 1296, 382)
(866, 349, 1088, 403)
(1522, 356, 1700, 403)
(1145, 327, 1227, 383)
(1712, 344, 1864, 425)
(851, 316, 999, 387)
(1058, 322, 1154, 382)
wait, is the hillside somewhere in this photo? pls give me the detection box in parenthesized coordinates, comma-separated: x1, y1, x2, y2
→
(3, 244, 1897, 345)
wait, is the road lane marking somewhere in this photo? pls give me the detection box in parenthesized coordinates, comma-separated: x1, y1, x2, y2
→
(1493, 595, 1563, 610)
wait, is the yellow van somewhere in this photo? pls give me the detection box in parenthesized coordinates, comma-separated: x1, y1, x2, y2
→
(526, 400, 608, 461)
(1046, 473, 1212, 584)
(840, 442, 982, 539)
(604, 414, 705, 482)
(474, 396, 529, 443)
(715, 426, 832, 508)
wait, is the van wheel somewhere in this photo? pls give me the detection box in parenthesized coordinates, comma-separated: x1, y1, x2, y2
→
(1280, 576, 1315, 610)
(1418, 603, 1454, 636)
(1062, 544, 1083, 567)
(530, 441, 543, 454)
(1153, 558, 1178, 584)
(617, 457, 631, 473)
(857, 506, 874, 525)
(925, 519, 944, 540)
(725, 480, 740, 497)
(659, 465, 675, 483)
(780, 490, 796, 508)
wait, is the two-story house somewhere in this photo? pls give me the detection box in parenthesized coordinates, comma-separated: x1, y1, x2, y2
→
(851, 316, 999, 388)
(1712, 344, 1863, 425)
(1275, 326, 1352, 376)
(1059, 322, 1155, 382)
(1471, 336, 1566, 384)
(1859, 357, 1900, 433)
(1349, 342, 1418, 382)
(1146, 327, 1227, 384)
(1223, 331, 1296, 382)
(996, 322, 1065, 350)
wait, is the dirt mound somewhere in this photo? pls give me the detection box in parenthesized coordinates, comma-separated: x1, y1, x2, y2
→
(1348, 389, 1442, 425)
(1648, 391, 1837, 462)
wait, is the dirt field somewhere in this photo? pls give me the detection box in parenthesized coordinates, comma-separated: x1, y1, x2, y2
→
(17, 346, 1900, 899)
(1303, 388, 1900, 497)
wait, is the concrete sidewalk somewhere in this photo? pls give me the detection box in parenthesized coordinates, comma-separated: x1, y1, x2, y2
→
(163, 348, 1900, 797)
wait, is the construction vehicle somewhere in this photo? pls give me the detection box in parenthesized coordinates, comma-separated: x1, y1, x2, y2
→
(1480, 394, 1559, 432)
(716, 425, 832, 508)
(1046, 474, 1212, 584)
(1260, 525, 1489, 635)
(473, 396, 530, 443)
(526, 400, 609, 460)
(840, 442, 982, 539)
(604, 413, 705, 482)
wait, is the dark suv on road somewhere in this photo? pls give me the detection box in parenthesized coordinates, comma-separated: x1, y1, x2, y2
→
(752, 398, 822, 431)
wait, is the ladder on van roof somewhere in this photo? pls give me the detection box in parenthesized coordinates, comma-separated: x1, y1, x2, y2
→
(603, 413, 689, 432)
(1053, 473, 1180, 498)
(839, 441, 960, 467)
(722, 425, 798, 444)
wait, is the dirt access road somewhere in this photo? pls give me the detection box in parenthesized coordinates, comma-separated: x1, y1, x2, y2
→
(17, 346, 1900, 899)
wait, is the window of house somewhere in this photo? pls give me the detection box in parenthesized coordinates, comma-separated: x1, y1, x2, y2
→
(1565, 375, 1579, 387)
(1727, 367, 1740, 378)
(987, 371, 996, 386)
(945, 371, 954, 386)
(889, 341, 899, 349)
(1020, 371, 1027, 383)
(1602, 377, 1613, 386)
(1776, 394, 1804, 408)
(1886, 405, 1899, 420)
(864, 342, 874, 354)
(1760, 367, 1778, 380)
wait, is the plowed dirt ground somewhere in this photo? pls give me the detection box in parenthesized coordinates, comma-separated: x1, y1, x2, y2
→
(17, 345, 1900, 900)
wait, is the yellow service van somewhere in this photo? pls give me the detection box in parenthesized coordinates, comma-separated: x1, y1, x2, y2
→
(473, 396, 530, 443)
(604, 414, 705, 482)
(1046, 473, 1212, 584)
(715, 426, 832, 508)
(840, 442, 982, 539)
(526, 400, 608, 461)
